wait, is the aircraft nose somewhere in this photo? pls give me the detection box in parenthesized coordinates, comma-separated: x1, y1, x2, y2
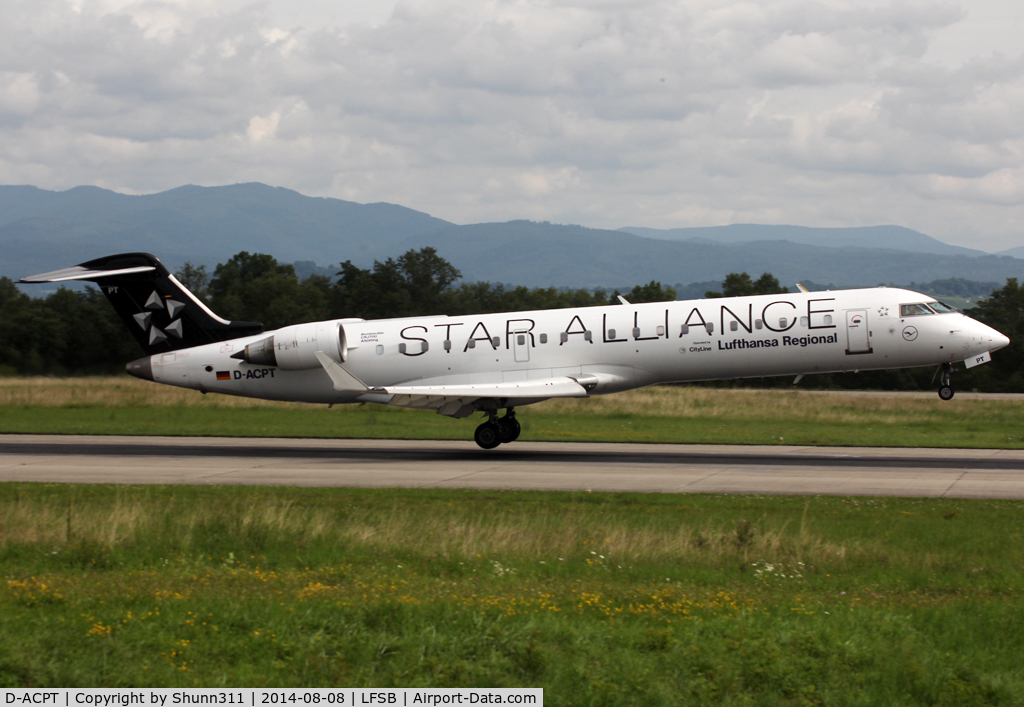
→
(960, 317, 1009, 355)
(975, 321, 1010, 352)
(993, 330, 1011, 352)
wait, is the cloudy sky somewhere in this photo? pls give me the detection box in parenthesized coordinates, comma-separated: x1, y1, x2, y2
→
(2, 0, 1024, 251)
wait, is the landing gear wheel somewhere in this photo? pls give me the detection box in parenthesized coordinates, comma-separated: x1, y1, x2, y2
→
(474, 421, 502, 449)
(498, 417, 521, 443)
(937, 363, 955, 401)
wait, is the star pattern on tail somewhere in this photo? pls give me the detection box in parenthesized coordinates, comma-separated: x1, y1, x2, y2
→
(134, 290, 186, 345)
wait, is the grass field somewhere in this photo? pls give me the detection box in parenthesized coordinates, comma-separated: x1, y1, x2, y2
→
(1, 376, 1023, 448)
(3, 378, 1023, 698)
(1, 483, 1023, 702)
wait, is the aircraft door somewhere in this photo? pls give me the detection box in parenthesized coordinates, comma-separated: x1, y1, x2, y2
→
(845, 310, 872, 355)
(513, 330, 531, 363)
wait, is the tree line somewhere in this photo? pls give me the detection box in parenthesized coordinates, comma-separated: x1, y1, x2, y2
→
(1, 248, 1020, 393)
(176, 248, 677, 329)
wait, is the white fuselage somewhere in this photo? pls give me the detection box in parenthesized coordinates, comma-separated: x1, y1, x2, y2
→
(148, 287, 1008, 408)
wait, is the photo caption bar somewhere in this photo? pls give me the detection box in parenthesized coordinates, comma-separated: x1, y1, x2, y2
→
(2, 690, 542, 707)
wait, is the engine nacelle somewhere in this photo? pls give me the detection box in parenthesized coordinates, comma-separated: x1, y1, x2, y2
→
(233, 321, 349, 370)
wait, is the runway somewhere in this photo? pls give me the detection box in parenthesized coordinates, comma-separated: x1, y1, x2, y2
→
(2, 434, 1024, 499)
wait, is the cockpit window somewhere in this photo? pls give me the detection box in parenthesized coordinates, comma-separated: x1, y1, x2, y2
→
(927, 301, 959, 313)
(900, 303, 934, 317)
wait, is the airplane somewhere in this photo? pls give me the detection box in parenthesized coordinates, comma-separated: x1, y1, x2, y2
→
(21, 253, 1010, 449)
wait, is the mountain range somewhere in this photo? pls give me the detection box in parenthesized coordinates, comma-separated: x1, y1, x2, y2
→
(619, 224, 987, 258)
(2, 183, 1022, 291)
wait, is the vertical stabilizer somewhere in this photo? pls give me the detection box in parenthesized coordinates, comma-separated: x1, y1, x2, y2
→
(20, 252, 263, 355)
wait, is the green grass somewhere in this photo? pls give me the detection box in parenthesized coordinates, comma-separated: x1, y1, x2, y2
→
(2, 484, 1024, 702)
(2, 404, 1023, 448)
(1, 377, 1024, 448)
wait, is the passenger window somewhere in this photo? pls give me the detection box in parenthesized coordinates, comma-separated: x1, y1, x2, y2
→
(632, 327, 641, 338)
(800, 317, 808, 327)
(730, 321, 738, 331)
(467, 339, 476, 349)
(680, 325, 689, 335)
(584, 330, 593, 342)
(398, 343, 407, 354)
(706, 323, 714, 334)
(656, 325, 665, 337)
(421, 341, 429, 353)
(539, 333, 548, 344)
(608, 329, 617, 339)
(560, 332, 568, 343)
(443, 340, 451, 351)
(491, 337, 500, 348)
(824, 315, 832, 325)
(779, 318, 787, 328)
(755, 319, 763, 330)
(375, 345, 383, 355)
(517, 334, 525, 345)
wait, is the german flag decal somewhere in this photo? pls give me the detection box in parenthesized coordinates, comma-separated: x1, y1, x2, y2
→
(216, 371, 231, 381)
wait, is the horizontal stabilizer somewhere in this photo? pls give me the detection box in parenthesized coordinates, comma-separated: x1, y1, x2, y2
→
(19, 264, 157, 283)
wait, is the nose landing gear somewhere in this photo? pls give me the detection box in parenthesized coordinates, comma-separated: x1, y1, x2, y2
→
(474, 408, 520, 449)
(937, 363, 955, 401)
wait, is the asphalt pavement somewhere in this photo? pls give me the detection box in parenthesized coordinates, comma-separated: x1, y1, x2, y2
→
(2, 434, 1023, 498)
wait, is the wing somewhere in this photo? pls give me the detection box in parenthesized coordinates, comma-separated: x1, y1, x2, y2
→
(315, 352, 590, 417)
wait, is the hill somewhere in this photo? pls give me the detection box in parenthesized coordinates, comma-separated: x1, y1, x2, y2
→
(2, 183, 1022, 291)
(996, 245, 1024, 259)
(405, 221, 1023, 289)
(619, 224, 986, 258)
(0, 183, 450, 277)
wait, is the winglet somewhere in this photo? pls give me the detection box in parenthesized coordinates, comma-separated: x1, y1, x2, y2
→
(795, 283, 809, 293)
(315, 351, 374, 392)
(617, 295, 630, 305)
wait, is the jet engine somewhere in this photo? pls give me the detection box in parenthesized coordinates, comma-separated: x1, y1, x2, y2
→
(232, 321, 354, 370)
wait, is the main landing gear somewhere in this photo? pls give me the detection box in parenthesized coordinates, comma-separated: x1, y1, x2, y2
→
(474, 409, 521, 449)
(937, 363, 955, 401)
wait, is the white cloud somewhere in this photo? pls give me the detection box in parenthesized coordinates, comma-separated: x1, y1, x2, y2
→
(0, 72, 40, 116)
(246, 111, 281, 143)
(2, 0, 1024, 251)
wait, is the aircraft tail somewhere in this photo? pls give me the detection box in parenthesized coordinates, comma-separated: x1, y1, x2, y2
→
(20, 253, 264, 355)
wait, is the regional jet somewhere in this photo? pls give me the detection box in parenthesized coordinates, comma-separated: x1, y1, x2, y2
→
(21, 253, 1010, 448)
